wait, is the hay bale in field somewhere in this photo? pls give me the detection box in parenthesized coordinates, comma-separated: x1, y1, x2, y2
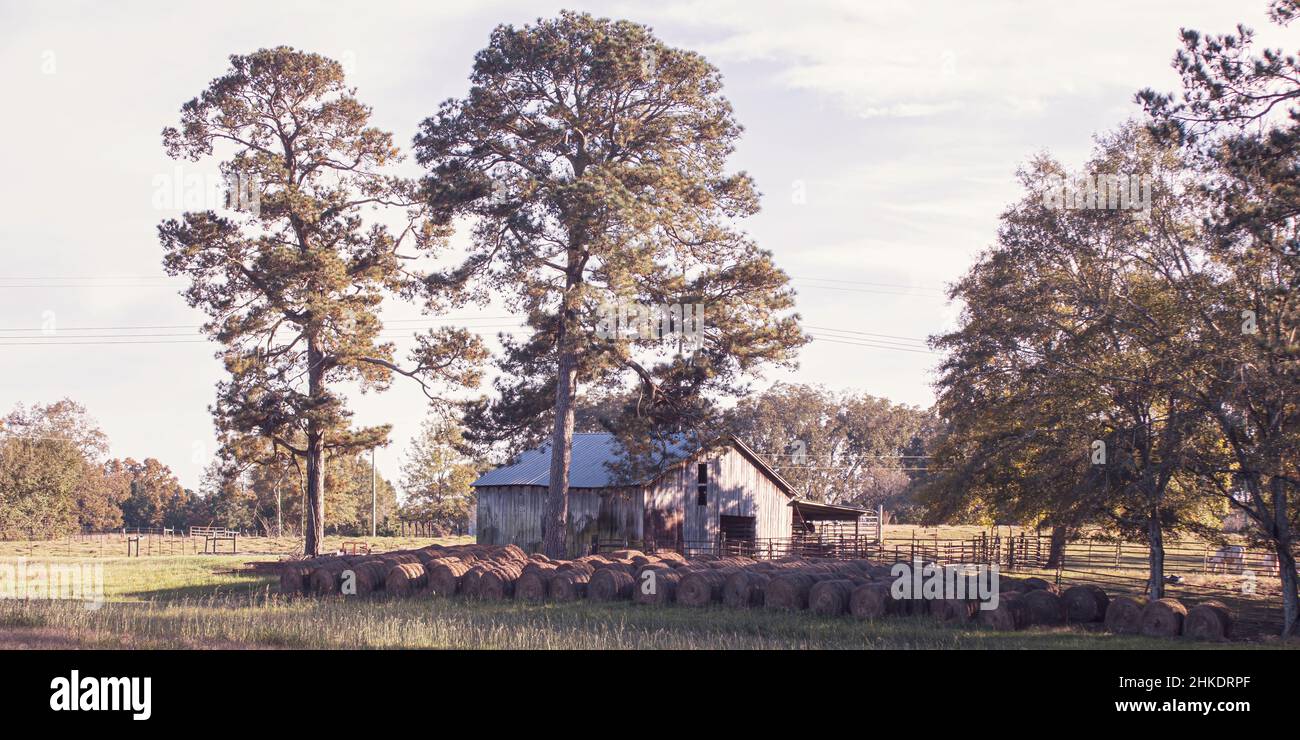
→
(932, 597, 977, 622)
(591, 560, 634, 576)
(609, 549, 644, 560)
(479, 563, 523, 600)
(634, 561, 671, 578)
(977, 592, 1029, 630)
(1104, 595, 1147, 634)
(556, 560, 596, 578)
(677, 568, 732, 607)
(548, 569, 590, 602)
(460, 563, 494, 599)
(308, 562, 348, 595)
(849, 582, 901, 620)
(279, 564, 312, 595)
(633, 568, 682, 606)
(764, 572, 819, 610)
(652, 550, 688, 565)
(427, 559, 472, 597)
(809, 579, 856, 616)
(1061, 584, 1109, 623)
(1184, 600, 1233, 642)
(1020, 577, 1059, 594)
(1019, 588, 1065, 626)
(1140, 598, 1187, 638)
(723, 570, 771, 609)
(385, 562, 427, 597)
(710, 556, 756, 570)
(350, 560, 389, 596)
(497, 544, 528, 563)
(514, 568, 554, 602)
(588, 568, 635, 601)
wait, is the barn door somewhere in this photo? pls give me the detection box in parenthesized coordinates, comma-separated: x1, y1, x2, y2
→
(719, 515, 756, 556)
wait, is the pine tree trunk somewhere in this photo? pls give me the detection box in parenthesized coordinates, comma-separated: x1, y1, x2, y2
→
(1269, 476, 1297, 638)
(1147, 511, 1164, 599)
(305, 432, 325, 557)
(304, 339, 326, 557)
(542, 346, 577, 559)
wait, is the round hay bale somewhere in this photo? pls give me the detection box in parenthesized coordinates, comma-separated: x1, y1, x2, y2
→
(514, 570, 553, 602)
(308, 563, 347, 595)
(592, 560, 634, 576)
(588, 568, 635, 601)
(1184, 600, 1233, 642)
(1019, 588, 1065, 626)
(1140, 598, 1187, 638)
(932, 597, 977, 622)
(427, 559, 472, 597)
(808, 579, 856, 616)
(652, 550, 688, 565)
(385, 562, 428, 597)
(677, 569, 731, 607)
(609, 549, 645, 560)
(479, 564, 523, 600)
(556, 560, 595, 578)
(764, 572, 818, 610)
(977, 592, 1028, 631)
(633, 568, 682, 605)
(849, 583, 900, 620)
(1061, 584, 1109, 623)
(634, 561, 671, 580)
(1021, 577, 1059, 595)
(460, 563, 494, 599)
(723, 570, 771, 609)
(1104, 595, 1147, 634)
(548, 570, 590, 602)
(496, 544, 528, 563)
(279, 564, 311, 595)
(334, 561, 384, 596)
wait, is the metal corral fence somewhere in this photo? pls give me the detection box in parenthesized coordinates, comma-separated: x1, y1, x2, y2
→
(639, 531, 1293, 636)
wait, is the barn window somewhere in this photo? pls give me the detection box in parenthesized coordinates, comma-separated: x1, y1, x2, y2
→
(696, 463, 708, 506)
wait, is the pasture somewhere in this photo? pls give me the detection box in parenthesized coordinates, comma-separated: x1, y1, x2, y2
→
(0, 541, 1293, 649)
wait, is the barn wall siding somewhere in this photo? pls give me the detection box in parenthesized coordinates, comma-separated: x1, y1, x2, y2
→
(477, 440, 792, 554)
(476, 485, 642, 556)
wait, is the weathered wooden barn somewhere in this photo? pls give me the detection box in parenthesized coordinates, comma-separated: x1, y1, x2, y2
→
(472, 432, 879, 556)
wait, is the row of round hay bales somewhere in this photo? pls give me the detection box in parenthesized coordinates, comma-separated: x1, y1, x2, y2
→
(1103, 595, 1233, 641)
(282, 545, 1236, 641)
(280, 543, 528, 598)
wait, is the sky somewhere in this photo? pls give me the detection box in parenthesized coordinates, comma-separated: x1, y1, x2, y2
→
(1, 0, 1292, 490)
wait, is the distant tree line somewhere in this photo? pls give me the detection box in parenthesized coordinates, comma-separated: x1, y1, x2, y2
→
(0, 399, 477, 539)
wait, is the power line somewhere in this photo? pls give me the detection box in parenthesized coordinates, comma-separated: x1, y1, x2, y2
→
(807, 334, 940, 355)
(804, 325, 929, 344)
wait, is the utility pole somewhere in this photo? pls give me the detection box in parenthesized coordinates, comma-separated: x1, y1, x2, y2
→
(371, 446, 377, 538)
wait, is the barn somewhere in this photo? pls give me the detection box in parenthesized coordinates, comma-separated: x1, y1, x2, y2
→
(472, 432, 881, 557)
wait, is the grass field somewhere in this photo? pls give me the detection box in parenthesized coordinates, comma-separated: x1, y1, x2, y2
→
(1, 548, 1294, 649)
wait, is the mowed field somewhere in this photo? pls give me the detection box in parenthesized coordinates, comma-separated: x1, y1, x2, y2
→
(0, 533, 1294, 649)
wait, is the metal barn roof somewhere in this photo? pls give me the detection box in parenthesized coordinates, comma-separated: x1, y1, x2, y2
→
(471, 433, 697, 489)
